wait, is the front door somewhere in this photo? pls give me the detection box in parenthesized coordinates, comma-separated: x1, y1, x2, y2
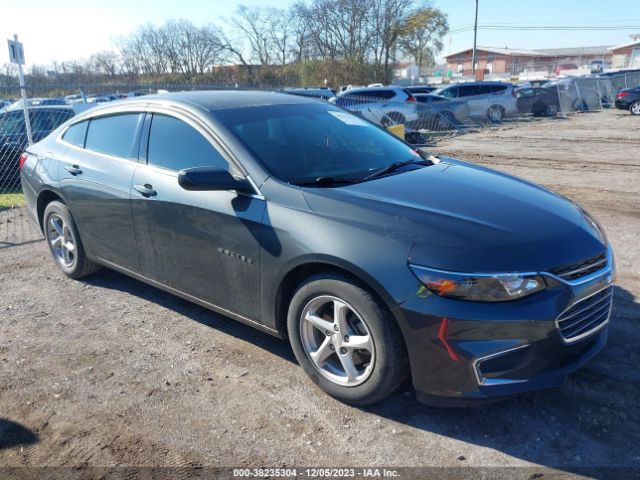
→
(130, 112, 265, 321)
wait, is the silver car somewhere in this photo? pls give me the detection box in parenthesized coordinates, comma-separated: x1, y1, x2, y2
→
(432, 82, 518, 122)
(332, 86, 419, 126)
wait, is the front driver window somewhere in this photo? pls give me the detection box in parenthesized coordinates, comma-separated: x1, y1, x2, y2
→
(147, 114, 229, 172)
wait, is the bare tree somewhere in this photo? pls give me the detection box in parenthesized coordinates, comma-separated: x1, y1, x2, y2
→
(90, 51, 120, 76)
(228, 5, 274, 65)
(398, 6, 448, 77)
(371, 0, 417, 81)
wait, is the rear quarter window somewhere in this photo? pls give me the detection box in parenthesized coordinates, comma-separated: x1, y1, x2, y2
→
(62, 121, 88, 147)
(85, 113, 141, 159)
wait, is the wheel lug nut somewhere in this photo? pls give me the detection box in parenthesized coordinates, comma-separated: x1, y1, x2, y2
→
(340, 347, 347, 355)
(333, 325, 339, 331)
(329, 344, 335, 350)
(343, 335, 349, 342)
(325, 331, 332, 336)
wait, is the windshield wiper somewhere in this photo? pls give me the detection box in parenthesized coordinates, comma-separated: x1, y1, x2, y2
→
(361, 159, 431, 182)
(293, 176, 358, 187)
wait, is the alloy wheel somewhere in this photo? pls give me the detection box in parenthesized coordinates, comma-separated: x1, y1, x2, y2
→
(631, 102, 640, 115)
(299, 295, 375, 387)
(47, 214, 76, 268)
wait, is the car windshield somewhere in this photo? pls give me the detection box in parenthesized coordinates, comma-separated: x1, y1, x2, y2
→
(215, 103, 423, 184)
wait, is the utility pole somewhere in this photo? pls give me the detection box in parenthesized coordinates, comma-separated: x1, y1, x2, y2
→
(471, 0, 479, 74)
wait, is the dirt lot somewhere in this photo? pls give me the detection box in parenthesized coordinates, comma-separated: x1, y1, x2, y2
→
(0, 109, 638, 478)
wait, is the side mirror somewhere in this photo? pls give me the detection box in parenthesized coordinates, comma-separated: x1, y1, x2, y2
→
(178, 166, 253, 193)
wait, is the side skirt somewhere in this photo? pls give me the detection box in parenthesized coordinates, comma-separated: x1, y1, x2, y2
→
(93, 257, 283, 339)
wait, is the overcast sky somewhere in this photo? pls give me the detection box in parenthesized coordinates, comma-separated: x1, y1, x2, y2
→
(2, 0, 640, 68)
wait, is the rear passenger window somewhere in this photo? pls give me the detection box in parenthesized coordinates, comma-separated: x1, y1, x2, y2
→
(62, 121, 88, 147)
(85, 114, 141, 158)
(490, 85, 508, 93)
(147, 114, 228, 172)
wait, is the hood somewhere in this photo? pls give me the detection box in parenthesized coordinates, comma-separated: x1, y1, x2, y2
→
(302, 158, 606, 272)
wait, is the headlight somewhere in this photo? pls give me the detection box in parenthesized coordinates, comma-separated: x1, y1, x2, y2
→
(410, 265, 546, 302)
(582, 209, 607, 246)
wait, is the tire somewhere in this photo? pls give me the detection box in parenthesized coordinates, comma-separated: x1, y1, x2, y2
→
(435, 111, 456, 130)
(487, 105, 504, 123)
(546, 103, 559, 116)
(630, 101, 640, 116)
(43, 201, 100, 279)
(287, 273, 408, 405)
(573, 98, 588, 112)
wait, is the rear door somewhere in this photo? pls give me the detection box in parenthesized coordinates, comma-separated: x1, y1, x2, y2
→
(59, 112, 142, 271)
(130, 111, 265, 320)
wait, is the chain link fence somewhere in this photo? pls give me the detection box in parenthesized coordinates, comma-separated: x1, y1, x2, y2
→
(2, 71, 640, 202)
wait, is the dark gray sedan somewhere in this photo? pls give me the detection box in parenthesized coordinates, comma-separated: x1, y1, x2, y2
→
(21, 91, 614, 406)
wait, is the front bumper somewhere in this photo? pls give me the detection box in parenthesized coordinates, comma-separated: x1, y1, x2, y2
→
(394, 246, 614, 405)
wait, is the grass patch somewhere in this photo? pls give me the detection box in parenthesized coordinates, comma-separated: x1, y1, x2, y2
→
(0, 193, 26, 208)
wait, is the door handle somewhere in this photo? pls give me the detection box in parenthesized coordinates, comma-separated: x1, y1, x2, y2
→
(134, 184, 157, 197)
(64, 164, 82, 175)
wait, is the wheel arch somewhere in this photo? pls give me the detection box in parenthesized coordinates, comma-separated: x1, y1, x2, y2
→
(273, 256, 399, 339)
(36, 188, 66, 232)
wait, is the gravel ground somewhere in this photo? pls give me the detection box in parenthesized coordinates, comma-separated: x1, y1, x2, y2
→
(0, 109, 638, 479)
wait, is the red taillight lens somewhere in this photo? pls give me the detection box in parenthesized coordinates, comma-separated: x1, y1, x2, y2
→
(617, 92, 629, 99)
(18, 152, 28, 171)
(406, 94, 416, 103)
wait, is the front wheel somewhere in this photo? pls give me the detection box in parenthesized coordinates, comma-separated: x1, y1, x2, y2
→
(630, 101, 640, 116)
(287, 274, 408, 405)
(43, 201, 100, 279)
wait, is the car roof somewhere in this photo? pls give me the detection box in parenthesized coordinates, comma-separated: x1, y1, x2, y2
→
(344, 86, 406, 93)
(139, 90, 318, 111)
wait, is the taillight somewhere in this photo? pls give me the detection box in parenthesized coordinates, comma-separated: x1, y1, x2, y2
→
(406, 94, 417, 103)
(617, 92, 629, 99)
(18, 152, 28, 171)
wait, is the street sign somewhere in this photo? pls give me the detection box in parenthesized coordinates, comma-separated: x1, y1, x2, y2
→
(7, 38, 25, 65)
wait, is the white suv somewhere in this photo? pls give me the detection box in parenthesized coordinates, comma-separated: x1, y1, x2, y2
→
(332, 87, 419, 126)
(432, 82, 518, 122)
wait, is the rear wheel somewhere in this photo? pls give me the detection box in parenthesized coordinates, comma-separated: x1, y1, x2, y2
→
(43, 201, 100, 279)
(546, 103, 559, 116)
(287, 273, 408, 405)
(487, 105, 504, 123)
(630, 101, 640, 116)
(382, 111, 406, 126)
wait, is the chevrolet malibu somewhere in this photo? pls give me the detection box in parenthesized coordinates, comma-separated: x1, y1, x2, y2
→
(20, 91, 615, 406)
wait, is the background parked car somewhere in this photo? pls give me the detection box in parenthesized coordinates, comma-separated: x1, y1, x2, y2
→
(515, 87, 560, 116)
(0, 100, 10, 111)
(615, 87, 640, 115)
(411, 93, 469, 130)
(0, 106, 74, 190)
(405, 85, 437, 94)
(333, 86, 419, 126)
(590, 60, 606, 74)
(518, 80, 551, 89)
(431, 82, 518, 122)
(281, 87, 336, 101)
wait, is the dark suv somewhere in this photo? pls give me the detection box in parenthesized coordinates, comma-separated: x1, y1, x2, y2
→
(21, 91, 614, 406)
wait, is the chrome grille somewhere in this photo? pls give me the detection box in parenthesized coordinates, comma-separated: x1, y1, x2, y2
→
(552, 253, 607, 281)
(557, 286, 613, 342)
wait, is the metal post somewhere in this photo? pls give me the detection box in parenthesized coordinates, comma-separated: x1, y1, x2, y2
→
(471, 0, 478, 75)
(14, 34, 33, 145)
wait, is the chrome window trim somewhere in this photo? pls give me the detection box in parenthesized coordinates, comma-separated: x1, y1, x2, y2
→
(54, 100, 264, 199)
(472, 344, 531, 386)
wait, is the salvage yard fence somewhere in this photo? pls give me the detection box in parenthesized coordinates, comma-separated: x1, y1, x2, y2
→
(1, 71, 640, 200)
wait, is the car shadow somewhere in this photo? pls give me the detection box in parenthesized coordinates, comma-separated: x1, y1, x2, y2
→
(0, 418, 38, 449)
(83, 269, 296, 363)
(84, 269, 639, 477)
